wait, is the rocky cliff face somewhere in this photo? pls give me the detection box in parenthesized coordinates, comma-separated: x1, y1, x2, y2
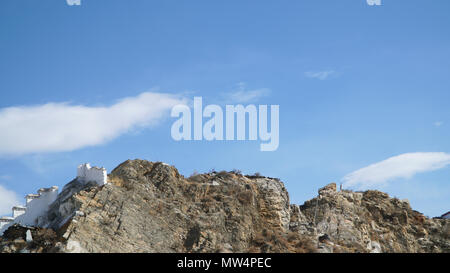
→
(295, 183, 449, 253)
(0, 159, 448, 253)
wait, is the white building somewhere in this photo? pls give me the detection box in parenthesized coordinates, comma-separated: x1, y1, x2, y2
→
(77, 163, 108, 186)
(0, 217, 13, 231)
(19, 186, 59, 227)
(1, 186, 60, 235)
(0, 163, 108, 235)
(25, 194, 40, 204)
(12, 206, 27, 218)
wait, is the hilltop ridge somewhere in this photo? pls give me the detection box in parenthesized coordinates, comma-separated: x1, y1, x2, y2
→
(0, 159, 448, 253)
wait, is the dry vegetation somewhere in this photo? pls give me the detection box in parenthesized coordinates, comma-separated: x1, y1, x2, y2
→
(250, 229, 317, 253)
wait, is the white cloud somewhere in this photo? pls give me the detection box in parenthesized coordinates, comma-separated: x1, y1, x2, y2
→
(224, 82, 270, 103)
(305, 70, 336, 80)
(434, 121, 443, 127)
(0, 185, 20, 216)
(0, 92, 186, 156)
(342, 152, 450, 189)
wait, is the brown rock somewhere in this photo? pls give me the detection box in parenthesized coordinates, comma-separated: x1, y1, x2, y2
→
(1, 160, 448, 253)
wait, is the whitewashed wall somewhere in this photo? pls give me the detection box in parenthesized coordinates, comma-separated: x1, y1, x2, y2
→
(0, 163, 107, 235)
(0, 187, 59, 235)
(0, 218, 13, 230)
(12, 206, 26, 218)
(18, 187, 59, 227)
(77, 163, 107, 186)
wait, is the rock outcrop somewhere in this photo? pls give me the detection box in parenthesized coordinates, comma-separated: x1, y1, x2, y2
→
(0, 160, 448, 253)
(297, 186, 449, 253)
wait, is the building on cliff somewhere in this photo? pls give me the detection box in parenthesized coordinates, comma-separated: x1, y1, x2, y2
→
(0, 186, 59, 234)
(0, 217, 13, 231)
(77, 163, 107, 186)
(0, 163, 107, 235)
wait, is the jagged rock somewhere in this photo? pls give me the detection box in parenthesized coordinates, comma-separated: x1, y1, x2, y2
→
(0, 159, 448, 253)
(297, 188, 449, 253)
(367, 241, 382, 253)
(318, 234, 330, 243)
(318, 183, 337, 196)
(0, 224, 59, 253)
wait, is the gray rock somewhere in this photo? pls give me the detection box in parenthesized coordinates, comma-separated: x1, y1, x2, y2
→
(1, 159, 448, 253)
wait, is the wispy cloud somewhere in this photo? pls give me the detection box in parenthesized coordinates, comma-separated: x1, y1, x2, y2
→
(0, 92, 186, 156)
(342, 152, 450, 189)
(304, 70, 336, 80)
(0, 175, 12, 181)
(434, 121, 444, 127)
(224, 82, 270, 103)
(0, 185, 20, 216)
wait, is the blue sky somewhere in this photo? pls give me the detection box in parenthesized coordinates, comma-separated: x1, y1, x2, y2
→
(0, 0, 449, 217)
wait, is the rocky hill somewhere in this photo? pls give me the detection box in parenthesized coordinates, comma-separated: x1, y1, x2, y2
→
(0, 159, 448, 253)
